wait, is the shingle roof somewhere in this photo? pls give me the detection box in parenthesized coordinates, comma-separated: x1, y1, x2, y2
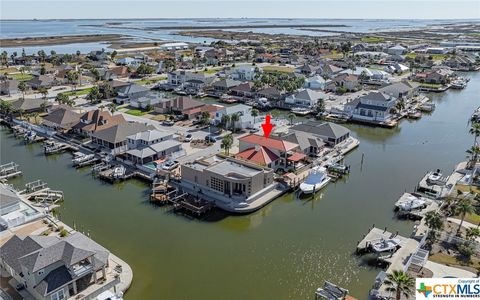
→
(0, 184, 21, 210)
(92, 122, 154, 144)
(74, 110, 126, 133)
(359, 91, 393, 102)
(290, 121, 350, 140)
(42, 107, 81, 129)
(11, 98, 49, 111)
(34, 265, 72, 296)
(282, 131, 325, 151)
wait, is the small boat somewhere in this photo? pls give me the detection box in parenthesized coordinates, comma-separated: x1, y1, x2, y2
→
(407, 109, 421, 119)
(371, 238, 401, 253)
(291, 107, 312, 116)
(451, 79, 467, 89)
(112, 165, 126, 179)
(300, 166, 330, 194)
(96, 290, 123, 300)
(220, 97, 238, 104)
(73, 153, 95, 165)
(419, 102, 435, 112)
(397, 195, 427, 212)
(24, 131, 37, 143)
(326, 162, 349, 174)
(255, 97, 271, 109)
(427, 169, 443, 184)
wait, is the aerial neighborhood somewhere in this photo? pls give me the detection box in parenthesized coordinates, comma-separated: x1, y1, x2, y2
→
(1, 18, 480, 300)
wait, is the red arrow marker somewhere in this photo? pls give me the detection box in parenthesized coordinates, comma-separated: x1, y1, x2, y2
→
(261, 115, 274, 138)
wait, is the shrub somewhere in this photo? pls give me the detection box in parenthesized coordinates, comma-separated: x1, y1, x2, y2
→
(59, 229, 69, 237)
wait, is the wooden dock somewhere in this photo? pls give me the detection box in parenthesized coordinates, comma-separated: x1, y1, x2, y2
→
(173, 196, 214, 216)
(356, 226, 402, 254)
(0, 162, 22, 181)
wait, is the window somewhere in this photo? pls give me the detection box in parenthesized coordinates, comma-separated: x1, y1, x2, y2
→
(210, 177, 224, 193)
(51, 289, 65, 300)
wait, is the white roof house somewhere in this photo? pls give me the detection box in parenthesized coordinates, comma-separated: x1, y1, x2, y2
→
(285, 89, 327, 107)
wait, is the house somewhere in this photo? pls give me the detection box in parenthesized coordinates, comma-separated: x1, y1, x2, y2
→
(237, 134, 302, 171)
(89, 49, 109, 61)
(167, 70, 215, 87)
(289, 121, 351, 146)
(344, 91, 397, 123)
(0, 79, 19, 96)
(130, 93, 165, 109)
(0, 184, 21, 217)
(414, 69, 453, 84)
(28, 75, 56, 90)
(11, 98, 50, 114)
(0, 232, 110, 300)
(387, 45, 407, 55)
(104, 66, 129, 80)
(91, 122, 155, 155)
(384, 63, 409, 74)
(154, 96, 205, 119)
(105, 79, 131, 93)
(327, 73, 360, 92)
(285, 89, 327, 107)
(316, 64, 342, 78)
(229, 65, 257, 81)
(159, 42, 189, 51)
(125, 130, 183, 165)
(296, 64, 320, 76)
(445, 55, 477, 71)
(304, 75, 327, 90)
(114, 83, 149, 105)
(179, 155, 276, 211)
(41, 106, 81, 132)
(378, 81, 419, 100)
(210, 79, 242, 94)
(256, 87, 284, 101)
(73, 110, 126, 137)
(280, 131, 325, 156)
(229, 82, 255, 98)
(214, 104, 254, 130)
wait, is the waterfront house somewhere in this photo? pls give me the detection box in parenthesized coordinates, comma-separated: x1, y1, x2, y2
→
(114, 83, 149, 105)
(179, 155, 276, 211)
(387, 44, 407, 55)
(237, 134, 302, 171)
(289, 121, 351, 147)
(0, 79, 19, 96)
(229, 82, 256, 98)
(153, 96, 205, 119)
(445, 54, 477, 71)
(210, 79, 242, 95)
(280, 131, 325, 156)
(378, 81, 419, 101)
(327, 73, 360, 92)
(0, 184, 21, 217)
(228, 65, 257, 81)
(89, 49, 109, 61)
(285, 89, 327, 107)
(0, 232, 110, 300)
(256, 87, 284, 101)
(41, 106, 82, 133)
(214, 104, 254, 130)
(413, 69, 453, 85)
(344, 91, 397, 123)
(167, 70, 215, 87)
(125, 129, 183, 165)
(73, 109, 126, 137)
(91, 122, 155, 155)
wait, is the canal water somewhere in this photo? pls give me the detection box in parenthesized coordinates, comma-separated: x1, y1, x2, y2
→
(1, 72, 479, 299)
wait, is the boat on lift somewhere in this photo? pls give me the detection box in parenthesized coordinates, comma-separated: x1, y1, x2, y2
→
(300, 166, 330, 194)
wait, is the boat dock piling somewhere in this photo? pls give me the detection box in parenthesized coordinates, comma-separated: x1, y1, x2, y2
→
(0, 162, 22, 181)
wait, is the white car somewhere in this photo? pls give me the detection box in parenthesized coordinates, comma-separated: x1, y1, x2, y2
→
(184, 134, 192, 142)
(162, 160, 179, 171)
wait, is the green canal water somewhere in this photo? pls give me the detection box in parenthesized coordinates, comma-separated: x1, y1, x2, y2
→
(1, 72, 479, 299)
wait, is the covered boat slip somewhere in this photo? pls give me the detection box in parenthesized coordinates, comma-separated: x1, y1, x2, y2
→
(299, 167, 330, 194)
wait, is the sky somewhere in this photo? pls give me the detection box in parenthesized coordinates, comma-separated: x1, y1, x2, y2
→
(1, 0, 479, 20)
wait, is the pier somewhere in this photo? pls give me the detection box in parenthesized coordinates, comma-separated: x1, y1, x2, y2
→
(43, 140, 78, 155)
(0, 162, 22, 181)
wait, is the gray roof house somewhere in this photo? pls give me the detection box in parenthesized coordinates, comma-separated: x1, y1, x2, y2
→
(285, 89, 327, 107)
(0, 79, 19, 96)
(344, 91, 397, 123)
(290, 121, 351, 146)
(41, 107, 81, 132)
(11, 98, 51, 114)
(0, 232, 110, 300)
(125, 129, 183, 165)
(281, 131, 325, 156)
(378, 81, 419, 100)
(0, 184, 21, 216)
(91, 122, 155, 155)
(114, 83, 149, 105)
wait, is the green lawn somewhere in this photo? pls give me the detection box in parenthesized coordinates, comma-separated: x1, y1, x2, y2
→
(421, 83, 443, 89)
(62, 87, 93, 97)
(262, 65, 294, 74)
(125, 109, 151, 116)
(406, 53, 417, 59)
(9, 73, 34, 81)
(361, 36, 385, 43)
(135, 76, 167, 85)
(195, 68, 221, 75)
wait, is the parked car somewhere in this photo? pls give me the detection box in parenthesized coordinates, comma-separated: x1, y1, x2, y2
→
(205, 135, 217, 143)
(162, 120, 174, 126)
(162, 160, 179, 171)
(184, 134, 193, 142)
(249, 128, 259, 133)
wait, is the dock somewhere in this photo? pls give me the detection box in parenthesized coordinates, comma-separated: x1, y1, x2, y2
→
(43, 140, 78, 155)
(0, 162, 22, 181)
(394, 193, 436, 220)
(415, 170, 452, 199)
(19, 180, 64, 209)
(173, 196, 214, 216)
(356, 226, 405, 254)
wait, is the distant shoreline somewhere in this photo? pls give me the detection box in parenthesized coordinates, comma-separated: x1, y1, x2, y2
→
(0, 34, 125, 48)
(82, 24, 350, 31)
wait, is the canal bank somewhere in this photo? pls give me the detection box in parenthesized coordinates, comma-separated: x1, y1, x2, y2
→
(1, 71, 479, 300)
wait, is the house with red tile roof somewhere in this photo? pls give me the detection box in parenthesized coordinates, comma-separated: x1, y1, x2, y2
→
(237, 134, 305, 171)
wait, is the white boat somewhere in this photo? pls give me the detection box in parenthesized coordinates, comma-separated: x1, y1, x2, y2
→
(371, 238, 401, 253)
(96, 290, 123, 300)
(427, 169, 442, 184)
(326, 162, 349, 174)
(451, 79, 467, 89)
(73, 153, 95, 164)
(419, 102, 435, 112)
(291, 107, 312, 116)
(300, 167, 330, 194)
(397, 195, 427, 211)
(256, 97, 271, 109)
(407, 109, 421, 119)
(112, 165, 126, 179)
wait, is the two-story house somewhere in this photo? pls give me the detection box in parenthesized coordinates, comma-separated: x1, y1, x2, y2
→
(344, 91, 397, 123)
(125, 129, 183, 165)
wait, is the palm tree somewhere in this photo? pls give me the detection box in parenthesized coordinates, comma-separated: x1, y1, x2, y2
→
(55, 93, 69, 105)
(66, 71, 79, 91)
(40, 101, 48, 112)
(383, 270, 415, 300)
(425, 211, 443, 243)
(221, 114, 231, 131)
(17, 81, 27, 100)
(221, 134, 233, 155)
(287, 113, 295, 125)
(230, 113, 240, 133)
(469, 122, 480, 149)
(466, 227, 480, 241)
(0, 100, 13, 116)
(251, 108, 259, 125)
(466, 145, 480, 165)
(200, 111, 211, 126)
(100, 83, 113, 100)
(395, 100, 405, 113)
(107, 103, 117, 114)
(38, 87, 48, 100)
(454, 199, 474, 235)
(86, 86, 101, 104)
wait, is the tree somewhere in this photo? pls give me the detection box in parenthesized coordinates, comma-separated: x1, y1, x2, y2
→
(200, 111, 211, 126)
(40, 65, 46, 75)
(287, 113, 295, 125)
(66, 70, 79, 91)
(136, 63, 155, 77)
(76, 50, 81, 57)
(91, 68, 100, 82)
(466, 146, 480, 165)
(38, 87, 48, 100)
(425, 211, 443, 243)
(86, 86, 102, 104)
(383, 270, 415, 300)
(221, 134, 233, 155)
(110, 50, 117, 61)
(250, 108, 259, 125)
(230, 112, 240, 133)
(40, 101, 48, 112)
(99, 83, 113, 99)
(314, 99, 326, 119)
(466, 227, 480, 241)
(107, 103, 117, 114)
(454, 199, 474, 235)
(55, 93, 69, 105)
(18, 81, 27, 100)
(221, 114, 231, 131)
(0, 100, 13, 115)
(395, 100, 406, 112)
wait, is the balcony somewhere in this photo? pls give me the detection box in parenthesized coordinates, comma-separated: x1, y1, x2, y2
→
(71, 263, 93, 278)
